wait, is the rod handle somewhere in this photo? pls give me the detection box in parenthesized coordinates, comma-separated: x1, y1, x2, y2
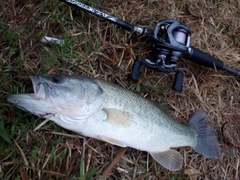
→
(185, 47, 224, 69)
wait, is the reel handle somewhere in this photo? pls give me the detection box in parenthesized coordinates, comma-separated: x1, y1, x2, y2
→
(172, 70, 184, 92)
(132, 60, 142, 82)
(132, 59, 184, 92)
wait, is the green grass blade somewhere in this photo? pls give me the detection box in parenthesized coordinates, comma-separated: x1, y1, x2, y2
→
(0, 120, 12, 144)
(85, 168, 97, 180)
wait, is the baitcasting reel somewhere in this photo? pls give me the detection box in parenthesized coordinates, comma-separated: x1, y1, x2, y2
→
(132, 20, 191, 92)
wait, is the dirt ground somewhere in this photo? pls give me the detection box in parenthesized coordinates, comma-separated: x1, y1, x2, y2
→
(0, 0, 240, 179)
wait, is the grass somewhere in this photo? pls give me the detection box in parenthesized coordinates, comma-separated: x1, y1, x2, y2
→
(1, 0, 240, 179)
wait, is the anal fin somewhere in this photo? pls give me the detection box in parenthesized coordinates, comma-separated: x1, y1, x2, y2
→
(150, 149, 183, 171)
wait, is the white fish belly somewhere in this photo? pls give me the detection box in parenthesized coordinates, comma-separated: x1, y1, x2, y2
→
(80, 111, 195, 153)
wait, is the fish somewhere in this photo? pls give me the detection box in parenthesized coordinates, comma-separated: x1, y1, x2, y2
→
(7, 74, 220, 171)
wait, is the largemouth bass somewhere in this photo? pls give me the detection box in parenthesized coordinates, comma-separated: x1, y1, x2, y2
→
(7, 74, 220, 171)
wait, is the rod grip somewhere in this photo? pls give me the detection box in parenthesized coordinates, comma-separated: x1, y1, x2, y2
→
(185, 47, 224, 69)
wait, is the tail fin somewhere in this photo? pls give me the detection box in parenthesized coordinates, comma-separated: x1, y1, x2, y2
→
(188, 110, 220, 159)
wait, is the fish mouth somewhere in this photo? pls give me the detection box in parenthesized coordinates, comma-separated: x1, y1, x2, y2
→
(7, 75, 51, 116)
(30, 75, 49, 99)
(30, 75, 41, 95)
(7, 75, 48, 104)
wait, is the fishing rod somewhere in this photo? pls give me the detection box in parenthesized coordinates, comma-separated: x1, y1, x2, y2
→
(60, 0, 240, 92)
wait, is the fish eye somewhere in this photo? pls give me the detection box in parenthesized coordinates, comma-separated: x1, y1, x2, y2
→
(51, 75, 64, 84)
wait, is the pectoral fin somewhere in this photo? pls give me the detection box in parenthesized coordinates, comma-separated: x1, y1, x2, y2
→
(103, 108, 133, 127)
(150, 149, 183, 171)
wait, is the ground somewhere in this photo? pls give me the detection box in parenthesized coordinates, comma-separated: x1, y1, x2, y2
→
(0, 0, 240, 179)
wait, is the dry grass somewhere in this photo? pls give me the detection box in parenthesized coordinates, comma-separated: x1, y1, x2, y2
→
(0, 0, 240, 179)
